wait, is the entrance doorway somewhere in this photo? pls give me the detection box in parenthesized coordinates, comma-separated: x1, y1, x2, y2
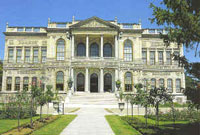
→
(77, 73, 85, 91)
(90, 73, 98, 92)
(104, 73, 112, 92)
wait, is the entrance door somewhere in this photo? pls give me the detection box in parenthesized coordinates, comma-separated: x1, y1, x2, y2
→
(90, 73, 98, 92)
(104, 73, 112, 92)
(77, 73, 85, 91)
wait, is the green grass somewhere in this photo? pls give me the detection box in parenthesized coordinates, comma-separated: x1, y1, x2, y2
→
(0, 115, 41, 134)
(105, 115, 142, 135)
(32, 115, 77, 135)
(122, 115, 199, 135)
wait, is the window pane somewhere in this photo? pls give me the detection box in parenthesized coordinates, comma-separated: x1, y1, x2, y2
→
(167, 79, 173, 92)
(142, 49, 147, 64)
(57, 39, 65, 60)
(41, 47, 47, 63)
(90, 43, 99, 57)
(150, 51, 155, 65)
(176, 79, 181, 93)
(15, 77, 20, 91)
(25, 28, 32, 32)
(158, 51, 163, 64)
(56, 71, 64, 91)
(125, 72, 132, 91)
(8, 48, 14, 63)
(25, 48, 30, 63)
(103, 43, 112, 57)
(124, 40, 132, 61)
(16, 48, 22, 63)
(77, 43, 86, 56)
(6, 77, 12, 91)
(151, 78, 156, 89)
(166, 51, 172, 65)
(159, 79, 164, 87)
(17, 28, 24, 32)
(33, 48, 38, 63)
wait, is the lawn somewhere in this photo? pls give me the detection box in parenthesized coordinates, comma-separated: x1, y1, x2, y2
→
(122, 115, 199, 135)
(32, 115, 77, 135)
(0, 115, 41, 134)
(105, 115, 142, 135)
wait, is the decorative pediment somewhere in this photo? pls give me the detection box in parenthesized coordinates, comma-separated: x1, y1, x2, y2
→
(70, 16, 119, 29)
(80, 20, 108, 28)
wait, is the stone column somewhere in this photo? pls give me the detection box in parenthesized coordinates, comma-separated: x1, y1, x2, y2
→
(100, 68, 104, 93)
(4, 46, 8, 62)
(100, 35, 103, 58)
(85, 68, 89, 92)
(72, 35, 75, 58)
(146, 48, 150, 65)
(115, 35, 118, 58)
(115, 69, 119, 91)
(14, 47, 17, 63)
(86, 35, 89, 58)
(71, 67, 74, 93)
(21, 47, 25, 63)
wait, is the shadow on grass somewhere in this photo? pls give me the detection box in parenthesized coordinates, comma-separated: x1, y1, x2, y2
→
(122, 116, 200, 135)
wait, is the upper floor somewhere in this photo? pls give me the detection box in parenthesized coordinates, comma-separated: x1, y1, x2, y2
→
(3, 16, 183, 69)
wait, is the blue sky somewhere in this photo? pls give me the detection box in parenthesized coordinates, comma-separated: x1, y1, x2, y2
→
(0, 0, 199, 62)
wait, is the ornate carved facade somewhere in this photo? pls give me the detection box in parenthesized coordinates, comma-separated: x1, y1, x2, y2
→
(1, 16, 186, 103)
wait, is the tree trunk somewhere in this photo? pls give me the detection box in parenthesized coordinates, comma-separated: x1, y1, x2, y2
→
(40, 105, 42, 120)
(30, 98, 33, 128)
(127, 101, 128, 116)
(47, 103, 49, 114)
(145, 106, 148, 128)
(18, 105, 20, 132)
(156, 103, 159, 127)
(131, 104, 133, 120)
(138, 105, 139, 115)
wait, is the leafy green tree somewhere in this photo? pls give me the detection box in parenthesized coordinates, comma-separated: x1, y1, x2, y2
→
(46, 85, 54, 114)
(134, 83, 150, 128)
(16, 88, 29, 131)
(148, 87, 172, 126)
(150, 0, 200, 56)
(125, 95, 131, 116)
(129, 95, 136, 120)
(37, 86, 47, 120)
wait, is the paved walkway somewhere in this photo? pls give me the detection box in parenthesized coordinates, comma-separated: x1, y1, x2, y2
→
(60, 108, 114, 135)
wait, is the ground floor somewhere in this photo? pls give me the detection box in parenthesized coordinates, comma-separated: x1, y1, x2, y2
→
(1, 67, 186, 103)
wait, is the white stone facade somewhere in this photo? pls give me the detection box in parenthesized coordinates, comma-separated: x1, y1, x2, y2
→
(1, 16, 186, 103)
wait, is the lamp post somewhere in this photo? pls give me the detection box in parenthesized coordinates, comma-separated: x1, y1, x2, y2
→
(53, 101, 59, 114)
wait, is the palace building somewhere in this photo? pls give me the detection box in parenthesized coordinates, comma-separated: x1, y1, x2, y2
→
(1, 16, 186, 103)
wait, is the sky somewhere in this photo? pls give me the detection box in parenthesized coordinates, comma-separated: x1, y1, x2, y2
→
(0, 0, 199, 62)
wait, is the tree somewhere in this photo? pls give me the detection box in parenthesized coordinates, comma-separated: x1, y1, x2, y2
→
(15, 88, 29, 131)
(148, 87, 172, 126)
(150, 0, 200, 56)
(129, 95, 136, 120)
(125, 95, 131, 116)
(46, 85, 54, 114)
(37, 86, 47, 120)
(134, 83, 150, 128)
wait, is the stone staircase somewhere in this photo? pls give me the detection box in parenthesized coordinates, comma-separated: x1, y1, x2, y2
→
(65, 92, 119, 108)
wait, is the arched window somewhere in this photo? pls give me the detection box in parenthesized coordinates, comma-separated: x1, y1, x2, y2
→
(57, 39, 65, 60)
(104, 73, 112, 92)
(103, 43, 112, 57)
(90, 43, 99, 57)
(56, 71, 64, 91)
(124, 39, 133, 61)
(125, 72, 132, 91)
(159, 79, 164, 88)
(151, 78, 156, 89)
(167, 79, 173, 92)
(77, 43, 86, 56)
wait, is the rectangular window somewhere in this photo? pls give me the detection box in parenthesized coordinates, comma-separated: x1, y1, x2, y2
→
(150, 51, 155, 65)
(33, 48, 39, 63)
(33, 28, 40, 32)
(17, 27, 24, 32)
(166, 51, 172, 65)
(25, 48, 30, 63)
(15, 77, 20, 91)
(142, 50, 147, 64)
(158, 51, 163, 64)
(41, 47, 47, 63)
(56, 23, 66, 28)
(174, 51, 180, 65)
(16, 48, 22, 63)
(25, 28, 32, 32)
(8, 48, 14, 63)
(176, 79, 181, 93)
(151, 79, 156, 89)
(32, 77, 37, 86)
(159, 79, 164, 88)
(167, 79, 173, 92)
(23, 77, 29, 91)
(6, 77, 12, 91)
